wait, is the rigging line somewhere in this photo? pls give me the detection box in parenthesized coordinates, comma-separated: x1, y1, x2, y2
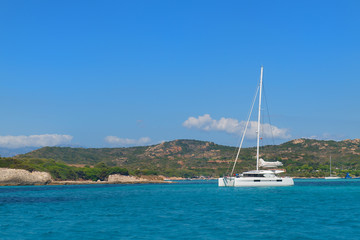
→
(230, 85, 259, 176)
(226, 128, 243, 176)
(260, 102, 269, 148)
(225, 146, 237, 176)
(259, 102, 267, 158)
(262, 83, 276, 146)
(226, 120, 246, 175)
(226, 125, 244, 176)
(226, 122, 245, 175)
(260, 106, 264, 147)
(225, 83, 260, 176)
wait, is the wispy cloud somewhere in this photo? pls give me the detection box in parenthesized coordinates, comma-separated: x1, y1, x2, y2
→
(104, 136, 151, 146)
(305, 133, 346, 141)
(183, 114, 290, 139)
(0, 134, 73, 148)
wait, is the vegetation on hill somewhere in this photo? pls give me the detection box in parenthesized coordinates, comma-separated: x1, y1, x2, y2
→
(0, 157, 128, 181)
(15, 138, 360, 178)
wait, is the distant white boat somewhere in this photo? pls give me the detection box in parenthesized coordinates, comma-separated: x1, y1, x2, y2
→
(325, 176, 341, 180)
(324, 155, 341, 179)
(218, 67, 294, 187)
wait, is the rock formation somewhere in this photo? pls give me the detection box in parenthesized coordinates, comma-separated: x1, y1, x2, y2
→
(107, 174, 165, 183)
(107, 174, 148, 183)
(0, 168, 52, 186)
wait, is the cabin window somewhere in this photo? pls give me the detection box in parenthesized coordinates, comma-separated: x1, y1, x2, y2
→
(244, 174, 265, 177)
(276, 180, 282, 182)
(254, 180, 261, 182)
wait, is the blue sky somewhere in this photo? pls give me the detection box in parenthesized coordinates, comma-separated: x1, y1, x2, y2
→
(0, 0, 359, 148)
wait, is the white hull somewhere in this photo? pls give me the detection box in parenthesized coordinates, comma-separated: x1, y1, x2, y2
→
(218, 177, 294, 187)
(324, 176, 341, 180)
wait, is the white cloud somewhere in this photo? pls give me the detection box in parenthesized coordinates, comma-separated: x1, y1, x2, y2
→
(105, 136, 151, 146)
(0, 134, 73, 148)
(183, 114, 290, 139)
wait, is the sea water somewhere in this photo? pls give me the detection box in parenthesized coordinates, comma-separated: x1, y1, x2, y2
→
(1, 179, 360, 240)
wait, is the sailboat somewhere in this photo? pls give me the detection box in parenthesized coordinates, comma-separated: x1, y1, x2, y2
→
(218, 67, 294, 187)
(324, 155, 341, 179)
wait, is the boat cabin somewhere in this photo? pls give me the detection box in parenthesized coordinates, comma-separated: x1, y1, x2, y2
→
(240, 170, 279, 178)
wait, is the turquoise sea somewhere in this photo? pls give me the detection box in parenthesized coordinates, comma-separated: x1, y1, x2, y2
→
(1, 179, 360, 240)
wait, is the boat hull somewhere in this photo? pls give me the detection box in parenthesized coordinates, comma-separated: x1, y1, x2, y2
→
(218, 177, 294, 187)
(324, 176, 341, 180)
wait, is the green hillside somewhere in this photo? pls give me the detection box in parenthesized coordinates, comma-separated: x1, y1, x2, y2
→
(0, 157, 129, 181)
(16, 138, 360, 178)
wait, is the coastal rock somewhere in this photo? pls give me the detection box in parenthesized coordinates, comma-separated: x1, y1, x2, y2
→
(0, 168, 52, 186)
(107, 174, 148, 183)
(107, 174, 165, 183)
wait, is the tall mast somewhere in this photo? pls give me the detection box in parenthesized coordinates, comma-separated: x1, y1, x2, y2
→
(256, 66, 263, 171)
(329, 155, 332, 177)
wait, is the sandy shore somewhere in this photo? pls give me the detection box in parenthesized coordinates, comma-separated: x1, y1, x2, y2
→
(49, 179, 170, 185)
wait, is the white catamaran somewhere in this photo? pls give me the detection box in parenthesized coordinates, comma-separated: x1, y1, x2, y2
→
(218, 67, 294, 187)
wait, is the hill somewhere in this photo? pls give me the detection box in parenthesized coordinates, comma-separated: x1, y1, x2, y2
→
(16, 140, 237, 177)
(16, 139, 360, 178)
(0, 147, 39, 157)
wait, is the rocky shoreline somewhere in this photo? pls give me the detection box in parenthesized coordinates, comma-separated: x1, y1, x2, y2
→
(0, 168, 339, 186)
(0, 168, 170, 186)
(0, 168, 52, 186)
